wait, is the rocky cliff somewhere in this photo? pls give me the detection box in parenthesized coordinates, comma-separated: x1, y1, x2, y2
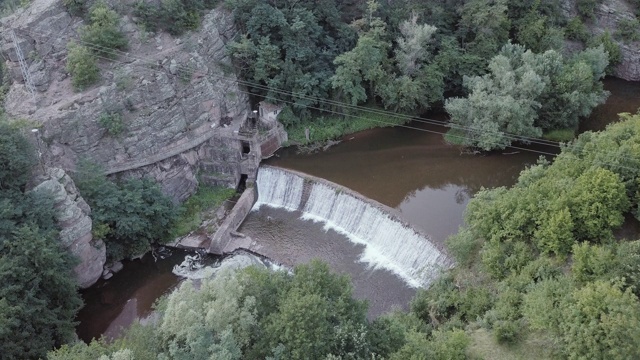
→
(563, 0, 640, 81)
(33, 168, 105, 288)
(0, 0, 250, 201)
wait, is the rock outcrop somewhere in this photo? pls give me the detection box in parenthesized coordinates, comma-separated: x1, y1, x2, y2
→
(563, 0, 640, 81)
(0, 0, 251, 201)
(33, 168, 105, 288)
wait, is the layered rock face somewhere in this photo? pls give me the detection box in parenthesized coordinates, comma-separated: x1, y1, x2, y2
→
(0, 0, 250, 201)
(33, 168, 105, 288)
(563, 0, 640, 81)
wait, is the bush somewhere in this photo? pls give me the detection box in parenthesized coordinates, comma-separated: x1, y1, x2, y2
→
(615, 17, 640, 43)
(99, 111, 125, 136)
(577, 0, 599, 20)
(80, 2, 128, 58)
(63, 0, 85, 16)
(66, 43, 100, 90)
(565, 18, 589, 42)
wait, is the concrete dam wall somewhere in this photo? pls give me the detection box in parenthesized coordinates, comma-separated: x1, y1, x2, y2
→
(249, 166, 453, 288)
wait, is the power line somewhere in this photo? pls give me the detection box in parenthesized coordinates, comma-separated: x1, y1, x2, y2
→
(13, 26, 564, 149)
(11, 27, 640, 173)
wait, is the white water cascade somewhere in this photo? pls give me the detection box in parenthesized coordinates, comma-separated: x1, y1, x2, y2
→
(253, 166, 304, 211)
(254, 167, 450, 288)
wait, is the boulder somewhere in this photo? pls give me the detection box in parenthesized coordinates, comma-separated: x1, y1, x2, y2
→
(32, 168, 106, 288)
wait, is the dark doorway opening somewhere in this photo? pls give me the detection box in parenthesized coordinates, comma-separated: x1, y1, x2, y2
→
(237, 174, 248, 193)
(241, 141, 251, 156)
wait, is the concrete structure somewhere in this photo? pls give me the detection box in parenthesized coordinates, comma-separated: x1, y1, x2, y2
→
(208, 187, 256, 254)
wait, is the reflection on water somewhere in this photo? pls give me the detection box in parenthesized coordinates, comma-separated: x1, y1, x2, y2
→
(398, 184, 471, 245)
(76, 249, 194, 342)
(266, 120, 546, 245)
(581, 77, 640, 132)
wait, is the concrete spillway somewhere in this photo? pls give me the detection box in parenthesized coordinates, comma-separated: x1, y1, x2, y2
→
(253, 166, 452, 288)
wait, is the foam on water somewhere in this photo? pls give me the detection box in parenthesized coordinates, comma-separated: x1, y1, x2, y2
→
(301, 183, 448, 287)
(254, 167, 449, 287)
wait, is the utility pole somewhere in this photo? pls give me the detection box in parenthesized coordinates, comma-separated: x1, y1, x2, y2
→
(10, 29, 37, 102)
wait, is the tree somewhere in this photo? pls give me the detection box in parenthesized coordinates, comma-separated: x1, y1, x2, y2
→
(445, 44, 546, 150)
(0, 226, 82, 359)
(445, 43, 608, 150)
(0, 122, 35, 192)
(561, 281, 640, 359)
(73, 162, 177, 261)
(376, 14, 444, 112)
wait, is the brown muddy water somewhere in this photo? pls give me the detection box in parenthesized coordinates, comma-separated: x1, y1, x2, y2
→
(76, 77, 640, 340)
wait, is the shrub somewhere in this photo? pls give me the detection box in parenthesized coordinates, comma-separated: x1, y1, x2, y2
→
(63, 0, 85, 16)
(66, 43, 100, 90)
(565, 18, 589, 42)
(577, 0, 599, 20)
(99, 111, 125, 136)
(615, 17, 640, 42)
(80, 2, 128, 58)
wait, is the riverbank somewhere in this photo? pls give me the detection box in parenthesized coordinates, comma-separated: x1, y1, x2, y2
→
(284, 105, 410, 147)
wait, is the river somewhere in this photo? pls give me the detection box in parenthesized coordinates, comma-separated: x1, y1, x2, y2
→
(76, 77, 640, 340)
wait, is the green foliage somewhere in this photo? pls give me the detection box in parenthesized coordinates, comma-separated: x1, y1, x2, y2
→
(73, 161, 177, 261)
(446, 227, 482, 266)
(80, 2, 128, 58)
(615, 17, 640, 43)
(588, 31, 622, 74)
(99, 111, 125, 136)
(169, 185, 235, 238)
(66, 43, 100, 90)
(571, 242, 616, 284)
(0, 122, 36, 192)
(445, 43, 608, 150)
(561, 281, 640, 359)
(134, 0, 219, 35)
(63, 0, 85, 16)
(565, 17, 589, 42)
(542, 128, 574, 142)
(227, 0, 359, 112)
(577, 0, 600, 20)
(0, 122, 82, 359)
(286, 106, 406, 145)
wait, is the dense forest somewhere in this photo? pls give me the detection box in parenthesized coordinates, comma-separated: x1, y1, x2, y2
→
(2, 0, 640, 358)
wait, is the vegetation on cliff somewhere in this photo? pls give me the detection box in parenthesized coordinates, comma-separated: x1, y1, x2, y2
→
(0, 121, 82, 360)
(73, 162, 178, 262)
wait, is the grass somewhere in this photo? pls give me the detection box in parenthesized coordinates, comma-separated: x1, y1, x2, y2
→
(467, 328, 557, 360)
(542, 128, 575, 142)
(286, 106, 409, 145)
(169, 185, 236, 238)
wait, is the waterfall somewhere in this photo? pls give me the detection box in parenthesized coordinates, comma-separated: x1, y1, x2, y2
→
(253, 167, 304, 211)
(301, 183, 449, 288)
(254, 167, 450, 288)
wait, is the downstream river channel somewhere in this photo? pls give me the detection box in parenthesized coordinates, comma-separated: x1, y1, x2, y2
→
(77, 78, 640, 341)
